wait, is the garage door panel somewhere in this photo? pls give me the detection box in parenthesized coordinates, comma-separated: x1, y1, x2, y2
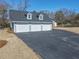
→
(42, 24, 52, 31)
(31, 25, 41, 31)
(14, 24, 30, 32)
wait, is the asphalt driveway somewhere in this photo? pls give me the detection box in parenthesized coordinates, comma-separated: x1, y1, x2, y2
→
(16, 29, 79, 59)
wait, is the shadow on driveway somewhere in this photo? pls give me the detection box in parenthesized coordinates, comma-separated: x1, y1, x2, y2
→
(16, 29, 79, 59)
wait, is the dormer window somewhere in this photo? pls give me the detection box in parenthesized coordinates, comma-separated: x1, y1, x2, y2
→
(39, 14, 43, 20)
(27, 13, 32, 20)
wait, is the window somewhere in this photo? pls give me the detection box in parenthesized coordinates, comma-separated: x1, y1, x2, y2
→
(27, 13, 32, 20)
(39, 14, 43, 20)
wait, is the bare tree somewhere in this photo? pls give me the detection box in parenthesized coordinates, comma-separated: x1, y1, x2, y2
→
(60, 8, 76, 21)
(54, 8, 78, 27)
(0, 0, 10, 28)
(55, 10, 64, 23)
(72, 14, 79, 26)
(49, 12, 55, 19)
(18, 0, 29, 11)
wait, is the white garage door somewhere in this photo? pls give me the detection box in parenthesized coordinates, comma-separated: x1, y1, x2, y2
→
(14, 24, 30, 33)
(31, 25, 41, 31)
(42, 24, 52, 31)
(14, 24, 52, 33)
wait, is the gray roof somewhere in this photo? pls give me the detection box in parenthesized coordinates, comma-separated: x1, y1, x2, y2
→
(9, 10, 53, 23)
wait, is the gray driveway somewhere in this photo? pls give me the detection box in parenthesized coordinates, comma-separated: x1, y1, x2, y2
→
(16, 29, 79, 59)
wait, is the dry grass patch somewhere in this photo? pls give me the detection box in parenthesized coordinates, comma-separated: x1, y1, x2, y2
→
(0, 29, 41, 59)
(3, 28, 14, 33)
(54, 27, 79, 34)
(0, 40, 8, 48)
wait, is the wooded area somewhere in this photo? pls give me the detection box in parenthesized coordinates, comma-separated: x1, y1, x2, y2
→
(43, 9, 79, 27)
(0, 0, 10, 28)
(54, 9, 79, 27)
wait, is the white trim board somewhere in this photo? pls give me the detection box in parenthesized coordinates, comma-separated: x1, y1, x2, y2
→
(12, 21, 53, 24)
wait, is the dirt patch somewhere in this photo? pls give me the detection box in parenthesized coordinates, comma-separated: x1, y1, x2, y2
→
(0, 40, 8, 48)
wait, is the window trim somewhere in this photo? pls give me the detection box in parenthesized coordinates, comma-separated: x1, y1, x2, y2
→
(39, 14, 43, 20)
(27, 13, 32, 20)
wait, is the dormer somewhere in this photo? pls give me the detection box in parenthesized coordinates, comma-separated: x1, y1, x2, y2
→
(27, 13, 32, 20)
(39, 14, 43, 20)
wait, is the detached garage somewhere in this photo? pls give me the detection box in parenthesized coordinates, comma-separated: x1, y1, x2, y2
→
(13, 23, 52, 33)
(8, 10, 55, 33)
